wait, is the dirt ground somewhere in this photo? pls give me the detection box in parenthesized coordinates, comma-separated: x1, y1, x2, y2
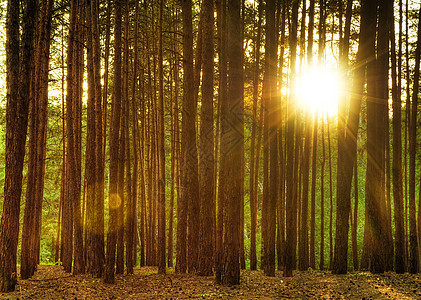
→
(1, 265, 420, 299)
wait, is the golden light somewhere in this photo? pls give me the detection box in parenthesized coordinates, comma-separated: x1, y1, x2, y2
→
(109, 193, 122, 210)
(296, 68, 342, 116)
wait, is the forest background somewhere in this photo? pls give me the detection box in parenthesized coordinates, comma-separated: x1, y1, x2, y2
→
(0, 0, 420, 292)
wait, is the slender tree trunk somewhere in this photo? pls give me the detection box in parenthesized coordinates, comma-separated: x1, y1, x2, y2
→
(308, 0, 316, 270)
(284, 0, 299, 278)
(103, 0, 111, 161)
(157, 0, 167, 275)
(215, 0, 227, 283)
(198, 0, 215, 277)
(104, 0, 122, 283)
(0, 0, 37, 291)
(408, 2, 421, 274)
(21, 0, 53, 279)
(57, 21, 67, 264)
(169, 8, 180, 268)
(139, 69, 147, 267)
(391, 0, 405, 273)
(377, 0, 393, 272)
(333, 0, 362, 274)
(249, 0, 262, 271)
(131, 0, 140, 269)
(124, 0, 134, 272)
(319, 114, 326, 270)
(262, 0, 277, 277)
(404, 0, 410, 270)
(85, 0, 97, 276)
(92, 0, 105, 277)
(61, 0, 79, 275)
(351, 159, 359, 270)
(116, 0, 130, 274)
(328, 117, 334, 270)
(277, 0, 287, 271)
(299, 112, 310, 272)
(220, 0, 242, 285)
(178, 0, 200, 274)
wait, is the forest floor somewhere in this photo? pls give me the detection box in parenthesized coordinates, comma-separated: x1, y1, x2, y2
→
(1, 265, 420, 299)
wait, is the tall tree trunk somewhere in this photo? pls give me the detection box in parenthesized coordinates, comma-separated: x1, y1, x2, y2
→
(404, 0, 410, 270)
(198, 0, 215, 277)
(157, 0, 167, 275)
(276, 0, 286, 272)
(365, 0, 388, 274)
(104, 0, 123, 283)
(85, 0, 97, 276)
(284, 0, 299, 278)
(262, 0, 277, 277)
(215, 0, 227, 283)
(169, 7, 180, 268)
(124, 0, 133, 273)
(21, 0, 53, 279)
(408, 2, 421, 274)
(56, 21, 67, 264)
(333, 0, 362, 274)
(61, 0, 79, 275)
(249, 0, 262, 271)
(221, 0, 242, 285)
(391, 0, 405, 273)
(130, 0, 140, 270)
(0, 0, 37, 291)
(92, 0, 105, 277)
(139, 69, 147, 267)
(178, 0, 200, 274)
(75, 0, 85, 274)
(374, 0, 392, 272)
(116, 0, 130, 274)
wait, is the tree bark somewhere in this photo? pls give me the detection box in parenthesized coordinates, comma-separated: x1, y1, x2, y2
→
(221, 0, 242, 285)
(284, 0, 299, 278)
(157, 0, 167, 275)
(198, 0, 215, 277)
(104, 0, 123, 283)
(0, 0, 37, 291)
(249, 0, 262, 271)
(408, 2, 421, 274)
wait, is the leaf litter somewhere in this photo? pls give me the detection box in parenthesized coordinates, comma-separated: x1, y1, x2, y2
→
(1, 265, 420, 299)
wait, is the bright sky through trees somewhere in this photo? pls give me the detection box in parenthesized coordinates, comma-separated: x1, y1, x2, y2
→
(296, 69, 342, 116)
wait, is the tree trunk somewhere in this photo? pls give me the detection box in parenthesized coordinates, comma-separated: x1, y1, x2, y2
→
(157, 0, 167, 275)
(93, 0, 105, 277)
(220, 0, 242, 285)
(284, 0, 299, 278)
(85, 0, 97, 276)
(390, 0, 405, 273)
(215, 0, 227, 283)
(332, 0, 362, 274)
(249, 0, 262, 271)
(198, 0, 215, 277)
(320, 114, 326, 270)
(408, 2, 421, 274)
(262, 0, 277, 277)
(0, 0, 37, 291)
(21, 0, 53, 279)
(104, 0, 122, 283)
(308, 0, 316, 270)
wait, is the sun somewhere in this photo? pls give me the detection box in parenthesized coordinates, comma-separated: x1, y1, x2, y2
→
(296, 68, 342, 116)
